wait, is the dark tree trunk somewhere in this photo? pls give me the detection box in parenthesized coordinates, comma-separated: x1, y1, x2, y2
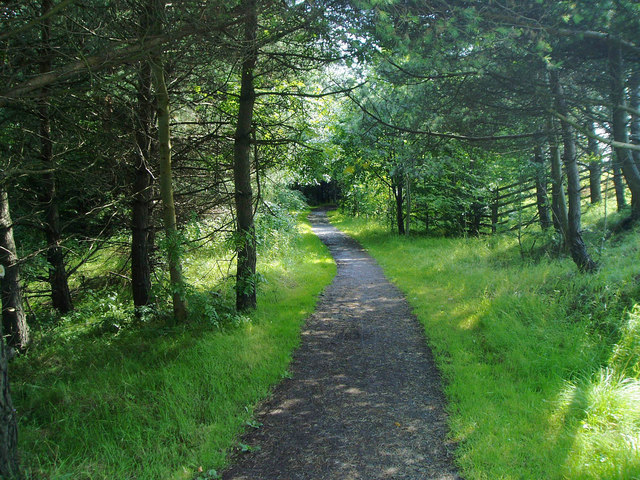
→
(42, 162, 72, 313)
(549, 69, 596, 271)
(533, 146, 552, 230)
(131, 61, 154, 315)
(0, 328, 19, 479)
(393, 181, 405, 235)
(233, 0, 258, 311)
(587, 122, 602, 204)
(467, 203, 482, 236)
(0, 188, 28, 350)
(588, 161, 602, 204)
(609, 39, 640, 219)
(39, 0, 72, 313)
(548, 129, 569, 241)
(612, 162, 627, 211)
(424, 206, 429, 234)
(405, 175, 411, 235)
(491, 188, 499, 233)
(0, 188, 22, 478)
(629, 71, 640, 168)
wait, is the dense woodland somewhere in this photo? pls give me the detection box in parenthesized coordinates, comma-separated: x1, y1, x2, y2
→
(1, 0, 640, 478)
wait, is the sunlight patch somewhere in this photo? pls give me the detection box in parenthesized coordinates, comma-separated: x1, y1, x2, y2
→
(557, 368, 640, 479)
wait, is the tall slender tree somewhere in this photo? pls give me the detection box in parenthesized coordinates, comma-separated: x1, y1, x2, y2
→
(533, 145, 552, 230)
(547, 124, 569, 242)
(131, 1, 156, 317)
(0, 186, 21, 479)
(131, 62, 155, 316)
(0, 333, 18, 479)
(150, 0, 188, 322)
(0, 186, 28, 350)
(630, 70, 640, 168)
(233, 0, 258, 311)
(608, 39, 640, 219)
(549, 68, 596, 271)
(587, 121, 602, 204)
(39, 0, 72, 313)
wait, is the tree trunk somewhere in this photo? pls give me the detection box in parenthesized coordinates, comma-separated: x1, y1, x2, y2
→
(388, 187, 394, 232)
(0, 187, 22, 478)
(233, 0, 258, 311)
(466, 203, 480, 236)
(131, 60, 154, 316)
(549, 69, 596, 271)
(40, 112, 72, 313)
(404, 174, 411, 235)
(533, 145, 552, 230)
(0, 188, 28, 351)
(548, 126, 569, 241)
(152, 61, 187, 323)
(0, 327, 19, 479)
(424, 205, 429, 234)
(393, 181, 405, 235)
(149, 12, 187, 322)
(612, 162, 627, 211)
(629, 70, 640, 169)
(40, 0, 72, 314)
(491, 188, 499, 233)
(587, 122, 602, 204)
(609, 39, 640, 219)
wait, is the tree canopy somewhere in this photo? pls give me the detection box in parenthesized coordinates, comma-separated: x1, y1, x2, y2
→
(1, 0, 640, 476)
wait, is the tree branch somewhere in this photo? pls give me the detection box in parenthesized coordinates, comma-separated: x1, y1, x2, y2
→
(349, 93, 545, 142)
(384, 57, 478, 81)
(0, 36, 168, 107)
(549, 109, 640, 152)
(0, 0, 76, 41)
(0, 13, 244, 107)
(255, 82, 365, 98)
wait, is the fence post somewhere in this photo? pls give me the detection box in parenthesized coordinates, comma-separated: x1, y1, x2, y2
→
(491, 187, 499, 234)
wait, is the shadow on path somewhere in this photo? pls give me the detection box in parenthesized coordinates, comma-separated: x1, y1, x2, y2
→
(222, 209, 461, 480)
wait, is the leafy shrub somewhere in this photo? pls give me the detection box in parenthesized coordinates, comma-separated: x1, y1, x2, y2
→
(186, 286, 237, 329)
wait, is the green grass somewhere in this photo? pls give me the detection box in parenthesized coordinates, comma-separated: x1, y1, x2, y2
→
(329, 209, 640, 480)
(12, 213, 335, 480)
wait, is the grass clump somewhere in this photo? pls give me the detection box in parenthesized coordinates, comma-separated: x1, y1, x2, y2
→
(329, 210, 640, 480)
(12, 212, 335, 480)
(558, 368, 640, 479)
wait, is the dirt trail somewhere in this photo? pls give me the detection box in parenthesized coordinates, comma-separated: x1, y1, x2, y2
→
(222, 209, 461, 480)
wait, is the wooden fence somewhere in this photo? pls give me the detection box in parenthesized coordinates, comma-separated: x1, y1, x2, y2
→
(477, 163, 621, 235)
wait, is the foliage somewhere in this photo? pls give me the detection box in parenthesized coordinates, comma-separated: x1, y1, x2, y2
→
(11, 213, 335, 479)
(1, 0, 640, 476)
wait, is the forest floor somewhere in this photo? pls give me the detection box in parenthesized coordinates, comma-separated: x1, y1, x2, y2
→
(222, 208, 461, 480)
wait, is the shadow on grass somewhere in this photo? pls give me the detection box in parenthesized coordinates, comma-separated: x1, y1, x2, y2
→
(331, 212, 639, 479)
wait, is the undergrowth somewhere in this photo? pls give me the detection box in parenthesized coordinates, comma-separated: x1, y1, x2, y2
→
(11, 210, 335, 480)
(330, 206, 640, 480)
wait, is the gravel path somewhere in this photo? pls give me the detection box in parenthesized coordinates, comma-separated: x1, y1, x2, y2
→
(222, 209, 461, 480)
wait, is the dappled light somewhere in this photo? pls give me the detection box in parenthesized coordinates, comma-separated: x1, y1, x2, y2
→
(554, 368, 640, 478)
(224, 209, 459, 479)
(333, 210, 640, 479)
(1, 0, 639, 478)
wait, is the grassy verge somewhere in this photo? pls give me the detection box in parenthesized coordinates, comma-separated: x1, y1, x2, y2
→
(12, 213, 335, 480)
(330, 210, 640, 480)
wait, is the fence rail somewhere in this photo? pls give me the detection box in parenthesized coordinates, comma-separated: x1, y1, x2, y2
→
(478, 163, 620, 235)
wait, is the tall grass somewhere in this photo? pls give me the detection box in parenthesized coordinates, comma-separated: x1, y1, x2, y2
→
(330, 209, 640, 480)
(12, 213, 335, 479)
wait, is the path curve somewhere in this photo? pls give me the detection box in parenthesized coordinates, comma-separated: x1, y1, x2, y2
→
(222, 209, 461, 480)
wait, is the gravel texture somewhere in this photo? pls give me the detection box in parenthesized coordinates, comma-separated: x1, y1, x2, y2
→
(222, 209, 461, 480)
